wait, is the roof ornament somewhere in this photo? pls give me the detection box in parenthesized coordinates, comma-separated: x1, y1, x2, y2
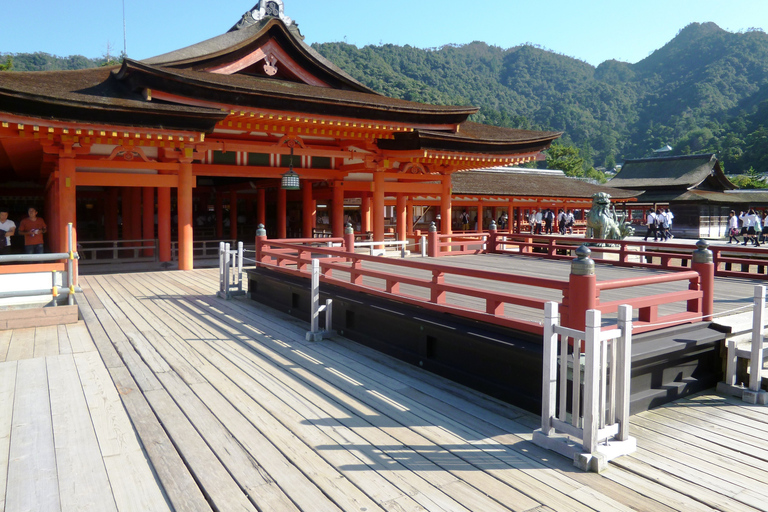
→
(264, 54, 278, 76)
(236, 0, 293, 30)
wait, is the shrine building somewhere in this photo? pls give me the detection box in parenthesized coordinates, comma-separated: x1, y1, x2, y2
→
(0, 1, 562, 269)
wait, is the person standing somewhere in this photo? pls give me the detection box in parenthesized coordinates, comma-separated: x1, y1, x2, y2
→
(534, 209, 543, 234)
(460, 210, 470, 231)
(18, 207, 46, 254)
(0, 207, 16, 255)
(727, 210, 740, 244)
(565, 209, 575, 234)
(663, 208, 674, 240)
(544, 209, 554, 234)
(739, 209, 759, 246)
(528, 210, 537, 234)
(644, 209, 657, 241)
(761, 211, 768, 244)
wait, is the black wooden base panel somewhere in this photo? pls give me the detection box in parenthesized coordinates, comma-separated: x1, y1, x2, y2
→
(247, 268, 726, 415)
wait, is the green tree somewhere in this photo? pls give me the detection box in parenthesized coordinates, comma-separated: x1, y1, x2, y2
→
(0, 57, 11, 71)
(729, 167, 768, 189)
(545, 143, 586, 176)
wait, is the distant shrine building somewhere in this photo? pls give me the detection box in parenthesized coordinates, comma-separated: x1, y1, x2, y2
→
(1, 1, 574, 268)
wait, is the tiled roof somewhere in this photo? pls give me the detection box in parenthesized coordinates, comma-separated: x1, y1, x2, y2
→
(0, 67, 226, 131)
(451, 169, 641, 199)
(609, 153, 735, 190)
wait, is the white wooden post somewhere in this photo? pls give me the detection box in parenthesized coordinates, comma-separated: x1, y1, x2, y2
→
(750, 285, 765, 393)
(224, 242, 231, 298)
(616, 304, 632, 441)
(583, 309, 601, 454)
(542, 302, 558, 435)
(309, 258, 320, 334)
(218, 241, 226, 295)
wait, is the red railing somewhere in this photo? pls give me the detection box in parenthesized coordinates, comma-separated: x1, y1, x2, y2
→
(480, 231, 768, 281)
(254, 233, 713, 336)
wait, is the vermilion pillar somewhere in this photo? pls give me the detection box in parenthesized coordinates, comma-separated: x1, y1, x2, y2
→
(440, 174, 452, 235)
(361, 194, 371, 233)
(58, 156, 77, 254)
(130, 188, 142, 246)
(105, 188, 119, 240)
(507, 203, 514, 233)
(215, 193, 223, 239)
(332, 181, 344, 237)
(277, 187, 287, 239)
(406, 197, 414, 236)
(257, 188, 266, 226)
(230, 190, 238, 241)
(373, 171, 385, 243)
(178, 162, 194, 270)
(121, 188, 133, 241)
(396, 193, 407, 242)
(477, 202, 484, 231)
(143, 187, 155, 257)
(302, 181, 315, 238)
(47, 176, 58, 254)
(158, 187, 171, 262)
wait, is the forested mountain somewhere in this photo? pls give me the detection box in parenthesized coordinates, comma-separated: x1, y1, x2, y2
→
(314, 22, 768, 174)
(3, 22, 768, 174)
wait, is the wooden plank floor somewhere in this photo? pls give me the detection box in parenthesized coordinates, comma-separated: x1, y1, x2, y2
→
(2, 262, 768, 511)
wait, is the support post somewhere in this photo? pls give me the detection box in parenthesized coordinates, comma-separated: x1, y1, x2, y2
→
(373, 171, 385, 245)
(440, 174, 452, 236)
(566, 245, 597, 331)
(541, 301, 558, 435)
(230, 190, 238, 241)
(257, 188, 266, 227)
(616, 304, 632, 440)
(692, 239, 714, 321)
(583, 309, 601, 454)
(302, 180, 315, 238)
(396, 193, 407, 243)
(58, 156, 77, 256)
(332, 181, 344, 237)
(277, 187, 287, 239)
(427, 222, 439, 258)
(158, 187, 171, 262)
(143, 187, 155, 257)
(177, 162, 194, 270)
(255, 224, 267, 264)
(344, 223, 355, 254)
(487, 221, 497, 253)
(750, 285, 766, 393)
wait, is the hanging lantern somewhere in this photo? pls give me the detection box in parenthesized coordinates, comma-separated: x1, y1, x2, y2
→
(281, 168, 300, 190)
(281, 139, 300, 190)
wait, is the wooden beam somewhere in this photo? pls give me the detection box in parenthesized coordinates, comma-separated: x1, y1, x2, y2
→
(76, 172, 182, 188)
(74, 158, 180, 171)
(190, 164, 344, 180)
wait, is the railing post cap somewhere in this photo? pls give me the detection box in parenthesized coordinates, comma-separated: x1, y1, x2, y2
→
(429, 222, 437, 233)
(344, 223, 354, 235)
(489, 220, 497, 231)
(572, 244, 595, 275)
(693, 239, 713, 264)
(256, 224, 266, 237)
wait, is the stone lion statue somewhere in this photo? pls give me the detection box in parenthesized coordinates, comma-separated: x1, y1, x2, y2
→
(585, 192, 634, 245)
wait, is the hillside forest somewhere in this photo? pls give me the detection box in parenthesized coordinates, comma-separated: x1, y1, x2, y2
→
(3, 22, 768, 186)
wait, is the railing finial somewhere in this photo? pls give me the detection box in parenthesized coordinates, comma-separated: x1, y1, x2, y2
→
(571, 244, 595, 276)
(693, 239, 713, 264)
(256, 224, 266, 237)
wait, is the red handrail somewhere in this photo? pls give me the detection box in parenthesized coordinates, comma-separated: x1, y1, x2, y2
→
(255, 235, 713, 336)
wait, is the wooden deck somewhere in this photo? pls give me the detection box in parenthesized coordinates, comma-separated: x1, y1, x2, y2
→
(1, 266, 768, 511)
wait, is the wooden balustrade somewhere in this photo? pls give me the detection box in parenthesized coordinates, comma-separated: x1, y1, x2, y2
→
(254, 232, 714, 336)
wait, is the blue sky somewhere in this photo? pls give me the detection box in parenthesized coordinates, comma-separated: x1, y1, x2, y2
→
(1, 0, 766, 66)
